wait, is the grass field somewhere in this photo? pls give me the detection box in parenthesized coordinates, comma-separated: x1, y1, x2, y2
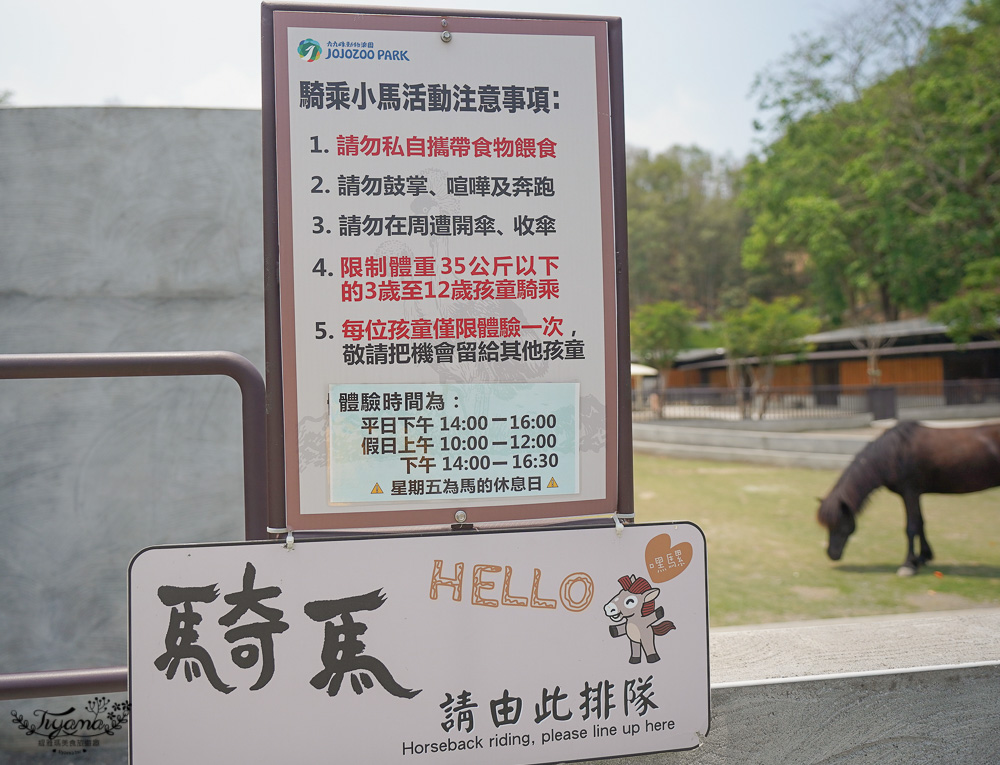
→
(632, 453, 1000, 627)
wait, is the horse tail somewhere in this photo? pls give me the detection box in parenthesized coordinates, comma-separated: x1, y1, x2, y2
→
(652, 620, 675, 636)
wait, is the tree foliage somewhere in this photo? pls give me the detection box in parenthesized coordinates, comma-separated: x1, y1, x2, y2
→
(717, 297, 820, 417)
(625, 0, 1000, 376)
(630, 300, 697, 378)
(931, 257, 1000, 343)
(741, 0, 1000, 324)
(752, 0, 961, 134)
(719, 297, 819, 364)
(626, 146, 748, 318)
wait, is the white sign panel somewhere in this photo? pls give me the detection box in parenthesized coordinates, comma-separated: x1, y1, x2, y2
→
(329, 382, 580, 502)
(266, 8, 623, 530)
(128, 523, 709, 763)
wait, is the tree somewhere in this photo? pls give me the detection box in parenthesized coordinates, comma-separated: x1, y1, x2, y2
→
(630, 300, 697, 385)
(850, 323, 898, 385)
(931, 258, 1000, 343)
(752, 0, 961, 136)
(741, 0, 1000, 324)
(626, 146, 748, 317)
(717, 297, 819, 418)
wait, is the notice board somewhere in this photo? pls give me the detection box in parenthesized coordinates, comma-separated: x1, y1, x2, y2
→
(262, 4, 631, 531)
(129, 523, 709, 762)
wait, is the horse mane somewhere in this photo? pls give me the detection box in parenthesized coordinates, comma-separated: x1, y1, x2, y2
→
(617, 575, 657, 616)
(818, 421, 920, 525)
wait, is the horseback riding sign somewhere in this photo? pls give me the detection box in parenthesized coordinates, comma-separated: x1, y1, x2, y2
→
(261, 4, 632, 531)
(128, 522, 709, 763)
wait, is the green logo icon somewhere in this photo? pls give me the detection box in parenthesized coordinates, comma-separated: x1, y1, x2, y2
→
(297, 39, 322, 62)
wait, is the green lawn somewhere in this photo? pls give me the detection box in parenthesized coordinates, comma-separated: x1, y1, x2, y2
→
(633, 453, 1000, 627)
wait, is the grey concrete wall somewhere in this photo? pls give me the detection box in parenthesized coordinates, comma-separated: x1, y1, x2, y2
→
(591, 664, 1000, 765)
(0, 107, 264, 758)
(632, 422, 874, 469)
(599, 608, 1000, 765)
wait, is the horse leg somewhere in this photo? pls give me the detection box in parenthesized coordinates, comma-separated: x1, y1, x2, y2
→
(629, 640, 642, 664)
(897, 493, 930, 576)
(918, 527, 935, 565)
(911, 496, 934, 565)
(648, 607, 665, 660)
(642, 631, 660, 664)
(909, 495, 934, 566)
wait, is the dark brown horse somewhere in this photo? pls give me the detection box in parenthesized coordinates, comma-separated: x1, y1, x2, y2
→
(817, 421, 1000, 575)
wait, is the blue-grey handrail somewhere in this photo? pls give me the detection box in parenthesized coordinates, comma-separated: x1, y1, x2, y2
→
(0, 666, 128, 702)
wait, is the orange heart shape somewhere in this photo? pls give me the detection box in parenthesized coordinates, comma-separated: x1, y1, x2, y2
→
(644, 533, 693, 583)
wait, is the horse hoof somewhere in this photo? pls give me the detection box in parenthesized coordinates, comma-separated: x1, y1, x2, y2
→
(647, 654, 660, 663)
(629, 657, 641, 665)
(896, 565, 917, 577)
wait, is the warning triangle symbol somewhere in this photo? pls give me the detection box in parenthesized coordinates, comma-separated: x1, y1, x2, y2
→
(546, 477, 559, 489)
(371, 483, 384, 495)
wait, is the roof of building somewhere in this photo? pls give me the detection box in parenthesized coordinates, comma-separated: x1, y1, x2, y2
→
(803, 318, 949, 345)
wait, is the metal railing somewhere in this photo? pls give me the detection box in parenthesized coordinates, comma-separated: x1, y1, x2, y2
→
(0, 351, 272, 701)
(897, 378, 1000, 409)
(633, 379, 1000, 422)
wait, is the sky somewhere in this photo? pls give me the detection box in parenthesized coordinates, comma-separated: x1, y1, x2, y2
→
(0, 0, 862, 159)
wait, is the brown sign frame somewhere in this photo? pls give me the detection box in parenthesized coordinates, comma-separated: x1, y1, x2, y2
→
(261, 3, 631, 532)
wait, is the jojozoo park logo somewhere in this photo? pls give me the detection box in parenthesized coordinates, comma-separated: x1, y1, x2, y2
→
(297, 39, 323, 62)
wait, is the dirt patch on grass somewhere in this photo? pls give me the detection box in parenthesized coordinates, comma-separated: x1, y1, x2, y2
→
(791, 586, 839, 601)
(741, 484, 795, 494)
(905, 591, 978, 610)
(694, 466, 768, 475)
(654, 464, 770, 477)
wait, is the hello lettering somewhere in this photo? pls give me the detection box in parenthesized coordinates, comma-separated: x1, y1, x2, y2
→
(429, 560, 594, 612)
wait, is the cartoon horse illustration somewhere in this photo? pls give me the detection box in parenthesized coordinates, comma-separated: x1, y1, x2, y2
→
(603, 575, 676, 663)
